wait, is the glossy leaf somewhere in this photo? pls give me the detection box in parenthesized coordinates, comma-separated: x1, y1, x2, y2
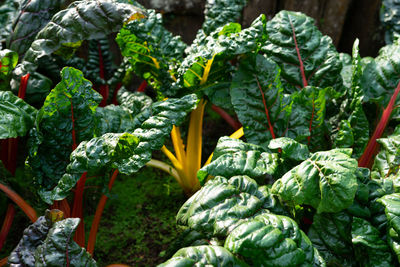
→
(8, 210, 64, 267)
(197, 137, 279, 185)
(177, 175, 284, 237)
(262, 10, 343, 93)
(158, 245, 248, 267)
(0, 49, 18, 79)
(361, 43, 400, 117)
(378, 193, 400, 261)
(116, 9, 186, 96)
(224, 213, 325, 266)
(272, 148, 358, 213)
(352, 217, 394, 266)
(268, 137, 310, 162)
(0, 91, 36, 139)
(202, 0, 247, 35)
(27, 67, 102, 192)
(307, 212, 355, 266)
(34, 218, 97, 267)
(0, 0, 19, 43)
(381, 0, 400, 44)
(176, 15, 267, 93)
(7, 0, 66, 57)
(42, 94, 198, 203)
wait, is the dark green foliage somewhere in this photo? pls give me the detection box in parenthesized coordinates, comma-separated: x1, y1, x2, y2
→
(0, 91, 36, 139)
(381, 0, 400, 44)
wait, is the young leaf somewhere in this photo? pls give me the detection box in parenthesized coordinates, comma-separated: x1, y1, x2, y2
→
(27, 67, 102, 192)
(0, 49, 18, 90)
(268, 137, 310, 161)
(262, 10, 343, 93)
(116, 9, 186, 96)
(0, 91, 37, 139)
(224, 213, 325, 266)
(158, 245, 248, 267)
(197, 137, 279, 185)
(351, 217, 394, 266)
(272, 148, 358, 213)
(381, 0, 400, 44)
(177, 175, 284, 237)
(34, 218, 97, 267)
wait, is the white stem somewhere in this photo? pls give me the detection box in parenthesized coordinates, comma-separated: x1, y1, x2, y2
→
(146, 159, 182, 186)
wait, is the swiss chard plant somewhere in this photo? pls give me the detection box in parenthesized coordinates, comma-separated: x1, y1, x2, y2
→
(3, 0, 400, 266)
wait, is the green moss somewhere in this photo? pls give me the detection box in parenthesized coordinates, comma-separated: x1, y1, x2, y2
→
(85, 167, 186, 266)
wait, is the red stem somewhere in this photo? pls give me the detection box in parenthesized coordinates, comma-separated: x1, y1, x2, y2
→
(137, 80, 147, 92)
(87, 169, 119, 254)
(0, 204, 15, 251)
(211, 105, 241, 130)
(17, 73, 30, 100)
(289, 19, 308, 88)
(112, 83, 122, 105)
(359, 80, 400, 168)
(255, 77, 276, 139)
(71, 172, 87, 247)
(97, 43, 109, 107)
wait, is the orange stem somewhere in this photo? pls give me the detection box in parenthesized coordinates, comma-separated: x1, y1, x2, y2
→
(0, 184, 37, 223)
(87, 169, 119, 254)
(0, 257, 7, 266)
(0, 204, 15, 251)
(72, 172, 87, 247)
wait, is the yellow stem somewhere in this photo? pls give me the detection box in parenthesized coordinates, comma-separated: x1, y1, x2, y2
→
(204, 127, 244, 166)
(146, 159, 182, 187)
(161, 145, 183, 171)
(185, 99, 207, 191)
(200, 55, 215, 85)
(171, 126, 186, 168)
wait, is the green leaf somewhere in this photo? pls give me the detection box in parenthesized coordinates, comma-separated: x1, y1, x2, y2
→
(8, 210, 63, 267)
(6, 0, 66, 57)
(116, 9, 186, 96)
(372, 127, 400, 179)
(361, 43, 400, 117)
(27, 67, 102, 192)
(230, 54, 289, 148)
(262, 10, 343, 93)
(381, 0, 400, 44)
(197, 137, 279, 185)
(158, 245, 248, 267)
(378, 193, 400, 261)
(23, 0, 142, 64)
(202, 0, 247, 35)
(177, 175, 284, 237)
(0, 49, 18, 80)
(43, 94, 198, 203)
(176, 15, 267, 93)
(272, 148, 358, 213)
(268, 137, 310, 162)
(307, 212, 355, 266)
(352, 217, 394, 267)
(34, 218, 97, 267)
(224, 213, 325, 266)
(0, 91, 37, 139)
(0, 0, 19, 43)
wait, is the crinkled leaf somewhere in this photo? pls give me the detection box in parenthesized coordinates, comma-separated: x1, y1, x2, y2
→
(158, 245, 248, 267)
(27, 67, 102, 192)
(0, 0, 19, 43)
(117, 88, 153, 116)
(198, 137, 279, 185)
(262, 10, 343, 93)
(381, 0, 400, 44)
(351, 217, 394, 267)
(0, 49, 18, 79)
(272, 148, 358, 213)
(177, 175, 284, 237)
(43, 94, 198, 203)
(231, 54, 290, 148)
(34, 218, 97, 267)
(95, 105, 136, 134)
(175, 15, 267, 95)
(361, 43, 400, 118)
(268, 137, 310, 162)
(116, 9, 186, 96)
(378, 193, 400, 261)
(224, 213, 325, 266)
(0, 91, 37, 139)
(202, 0, 247, 35)
(8, 210, 64, 267)
(307, 212, 355, 266)
(7, 0, 66, 57)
